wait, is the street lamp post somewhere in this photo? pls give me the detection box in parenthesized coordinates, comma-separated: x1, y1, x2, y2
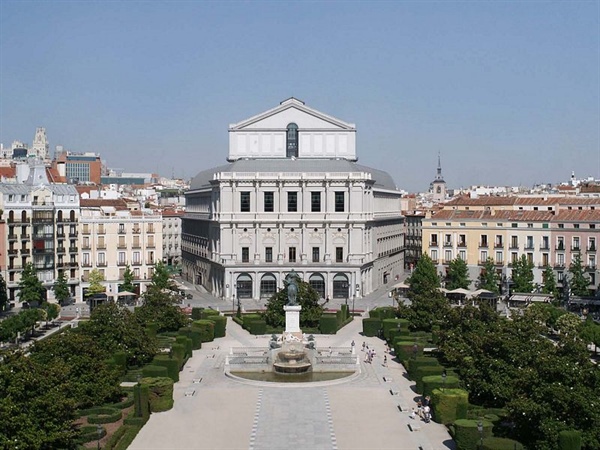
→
(477, 420, 483, 449)
(96, 424, 102, 450)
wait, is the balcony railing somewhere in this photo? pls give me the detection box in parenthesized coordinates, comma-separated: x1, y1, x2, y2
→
(147, 244, 155, 248)
(8, 265, 22, 271)
(82, 245, 91, 250)
(554, 262, 566, 268)
(524, 244, 534, 250)
(478, 242, 488, 248)
(20, 234, 30, 240)
(8, 249, 18, 255)
(556, 244, 565, 251)
(146, 260, 155, 265)
(97, 244, 106, 249)
(69, 232, 78, 238)
(8, 234, 17, 240)
(585, 264, 596, 271)
(20, 248, 29, 254)
(117, 244, 127, 249)
(572, 246, 581, 252)
(457, 242, 467, 248)
(429, 241, 439, 247)
(57, 248, 66, 254)
(587, 245, 596, 252)
(132, 243, 141, 249)
(117, 261, 128, 266)
(68, 247, 78, 253)
(97, 262, 107, 267)
(443, 241, 453, 247)
(56, 232, 65, 238)
(509, 244, 519, 250)
(82, 262, 92, 268)
(132, 261, 142, 266)
(494, 243, 503, 248)
(133, 228, 141, 234)
(539, 245, 550, 250)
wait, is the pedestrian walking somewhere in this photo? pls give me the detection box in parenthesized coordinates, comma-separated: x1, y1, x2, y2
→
(383, 355, 387, 367)
(410, 408, 416, 420)
(362, 342, 366, 352)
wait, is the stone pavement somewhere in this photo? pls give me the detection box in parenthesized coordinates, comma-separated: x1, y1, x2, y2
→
(129, 315, 455, 450)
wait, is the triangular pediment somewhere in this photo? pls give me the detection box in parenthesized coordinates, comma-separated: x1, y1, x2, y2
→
(229, 98, 355, 131)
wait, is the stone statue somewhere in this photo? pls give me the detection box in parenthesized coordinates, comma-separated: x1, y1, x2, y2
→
(287, 271, 298, 306)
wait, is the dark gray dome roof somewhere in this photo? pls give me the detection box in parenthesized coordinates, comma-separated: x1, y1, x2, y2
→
(189, 159, 398, 191)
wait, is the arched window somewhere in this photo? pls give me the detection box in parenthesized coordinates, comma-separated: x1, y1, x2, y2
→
(260, 273, 277, 298)
(236, 273, 253, 299)
(309, 273, 325, 299)
(332, 273, 349, 299)
(286, 123, 298, 158)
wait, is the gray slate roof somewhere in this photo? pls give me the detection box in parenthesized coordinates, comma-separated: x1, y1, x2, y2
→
(189, 159, 398, 191)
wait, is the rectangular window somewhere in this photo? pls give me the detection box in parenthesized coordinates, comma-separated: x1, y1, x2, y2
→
(336, 247, 344, 263)
(335, 191, 344, 212)
(265, 247, 273, 263)
(542, 253, 549, 266)
(458, 234, 466, 246)
(511, 223, 518, 228)
(459, 250, 466, 261)
(133, 251, 141, 264)
(574, 224, 580, 229)
(558, 224, 564, 229)
(312, 247, 320, 263)
(288, 247, 297, 263)
(526, 236, 534, 249)
(118, 251, 126, 264)
(557, 237, 564, 250)
(480, 234, 488, 247)
(240, 192, 250, 212)
(480, 251, 488, 263)
(311, 192, 321, 212)
(510, 236, 518, 249)
(431, 234, 438, 245)
(511, 252, 518, 264)
(527, 253, 533, 264)
(495, 251, 503, 264)
(431, 249, 438, 262)
(264, 192, 274, 212)
(98, 253, 105, 264)
(242, 247, 249, 263)
(287, 192, 297, 212)
(118, 223, 125, 234)
(445, 250, 452, 263)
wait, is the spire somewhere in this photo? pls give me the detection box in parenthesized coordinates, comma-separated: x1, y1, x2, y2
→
(436, 152, 443, 181)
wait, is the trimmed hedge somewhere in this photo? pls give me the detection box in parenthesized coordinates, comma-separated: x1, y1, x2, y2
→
(143, 376, 174, 413)
(407, 356, 440, 379)
(193, 319, 215, 342)
(191, 307, 203, 320)
(431, 388, 469, 424)
(170, 343, 186, 368)
(320, 314, 338, 334)
(340, 304, 350, 320)
(103, 395, 134, 410)
(200, 308, 220, 319)
(176, 335, 193, 358)
(422, 374, 460, 397)
(558, 430, 582, 450)
(248, 320, 267, 335)
(133, 384, 150, 419)
(152, 355, 180, 382)
(178, 327, 203, 350)
(480, 437, 524, 450)
(76, 425, 106, 444)
(208, 315, 227, 338)
(414, 366, 448, 393)
(369, 307, 396, 319)
(453, 419, 493, 450)
(142, 364, 169, 378)
(393, 340, 423, 362)
(112, 351, 127, 373)
(87, 407, 121, 424)
(362, 318, 382, 337)
(382, 318, 409, 340)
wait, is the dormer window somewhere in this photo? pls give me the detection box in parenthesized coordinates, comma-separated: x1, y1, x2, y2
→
(286, 123, 298, 157)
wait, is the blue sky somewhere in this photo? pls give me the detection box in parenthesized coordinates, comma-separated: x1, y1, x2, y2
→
(1, 1, 598, 191)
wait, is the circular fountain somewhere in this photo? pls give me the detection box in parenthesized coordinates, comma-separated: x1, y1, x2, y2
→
(273, 342, 312, 374)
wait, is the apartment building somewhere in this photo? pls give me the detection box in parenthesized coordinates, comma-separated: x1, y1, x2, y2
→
(162, 209, 183, 267)
(423, 196, 600, 293)
(182, 98, 405, 301)
(0, 164, 80, 303)
(79, 199, 163, 298)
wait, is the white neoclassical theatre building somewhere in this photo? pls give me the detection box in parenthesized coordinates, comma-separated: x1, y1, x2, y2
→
(182, 98, 404, 303)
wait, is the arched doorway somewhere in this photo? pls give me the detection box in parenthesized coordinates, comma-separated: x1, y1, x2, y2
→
(260, 273, 277, 298)
(236, 273, 253, 299)
(332, 273, 349, 299)
(309, 273, 325, 299)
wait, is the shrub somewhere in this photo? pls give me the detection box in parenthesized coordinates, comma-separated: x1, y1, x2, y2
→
(142, 364, 168, 378)
(191, 307, 203, 320)
(382, 318, 410, 340)
(178, 327, 202, 350)
(320, 314, 338, 334)
(200, 308, 220, 319)
(362, 318, 382, 337)
(340, 304, 349, 320)
(112, 351, 127, 373)
(133, 384, 150, 419)
(393, 340, 423, 362)
(248, 320, 267, 335)
(193, 319, 215, 342)
(558, 430, 582, 450)
(431, 388, 469, 424)
(406, 356, 440, 379)
(175, 335, 193, 358)
(104, 394, 134, 410)
(453, 419, 493, 450)
(86, 407, 121, 424)
(414, 366, 447, 393)
(152, 355, 180, 382)
(241, 314, 262, 329)
(146, 322, 158, 338)
(480, 437, 524, 450)
(208, 315, 227, 338)
(422, 374, 460, 397)
(143, 376, 174, 413)
(170, 343, 186, 368)
(76, 425, 106, 443)
(369, 307, 396, 319)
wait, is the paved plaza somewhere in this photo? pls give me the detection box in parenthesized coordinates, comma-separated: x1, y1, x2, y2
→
(129, 285, 455, 450)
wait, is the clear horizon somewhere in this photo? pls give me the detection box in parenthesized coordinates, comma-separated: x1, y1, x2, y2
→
(1, 1, 598, 192)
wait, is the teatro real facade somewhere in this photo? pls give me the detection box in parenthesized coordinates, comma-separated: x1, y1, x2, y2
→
(182, 98, 404, 303)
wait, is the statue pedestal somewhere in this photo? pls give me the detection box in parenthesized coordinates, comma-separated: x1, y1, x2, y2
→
(284, 305, 302, 337)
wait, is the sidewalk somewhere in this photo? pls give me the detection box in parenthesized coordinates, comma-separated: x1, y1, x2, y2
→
(129, 317, 455, 450)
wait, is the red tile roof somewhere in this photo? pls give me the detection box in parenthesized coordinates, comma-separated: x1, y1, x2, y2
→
(80, 199, 128, 210)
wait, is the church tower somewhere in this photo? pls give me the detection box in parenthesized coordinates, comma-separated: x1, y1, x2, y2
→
(430, 153, 447, 203)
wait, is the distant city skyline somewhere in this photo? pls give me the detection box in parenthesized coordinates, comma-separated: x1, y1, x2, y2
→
(1, 1, 598, 192)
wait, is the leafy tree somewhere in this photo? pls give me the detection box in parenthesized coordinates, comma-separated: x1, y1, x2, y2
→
(29, 331, 121, 408)
(135, 285, 187, 332)
(20, 308, 44, 337)
(477, 258, 500, 293)
(43, 302, 60, 326)
(86, 268, 105, 297)
(445, 257, 471, 290)
(0, 355, 78, 448)
(120, 264, 136, 293)
(18, 263, 45, 305)
(0, 274, 7, 311)
(81, 302, 157, 367)
(407, 253, 440, 298)
(151, 261, 176, 291)
(263, 278, 323, 328)
(580, 316, 600, 354)
(569, 253, 590, 296)
(53, 270, 71, 305)
(541, 266, 558, 298)
(511, 254, 534, 293)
